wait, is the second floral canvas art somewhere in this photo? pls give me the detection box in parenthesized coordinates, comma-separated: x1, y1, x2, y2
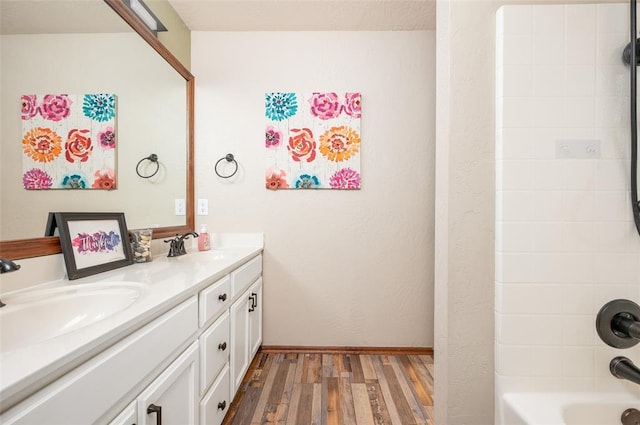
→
(21, 93, 117, 190)
(265, 92, 361, 190)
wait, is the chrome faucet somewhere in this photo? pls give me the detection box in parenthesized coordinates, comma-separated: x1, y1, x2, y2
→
(164, 232, 199, 257)
(0, 258, 21, 308)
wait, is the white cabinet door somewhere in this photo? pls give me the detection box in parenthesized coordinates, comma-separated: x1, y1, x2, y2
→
(137, 342, 199, 425)
(108, 401, 136, 425)
(248, 278, 263, 358)
(229, 291, 250, 397)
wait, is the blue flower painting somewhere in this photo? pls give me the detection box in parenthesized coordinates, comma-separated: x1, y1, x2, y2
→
(294, 173, 321, 189)
(265, 93, 298, 121)
(82, 94, 115, 122)
(60, 173, 88, 189)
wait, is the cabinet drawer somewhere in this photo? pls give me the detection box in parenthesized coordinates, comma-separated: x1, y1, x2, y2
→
(0, 297, 198, 425)
(200, 311, 230, 394)
(200, 365, 230, 425)
(230, 254, 261, 297)
(199, 275, 230, 327)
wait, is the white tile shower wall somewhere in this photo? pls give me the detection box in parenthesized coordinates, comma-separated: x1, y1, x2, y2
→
(496, 4, 640, 394)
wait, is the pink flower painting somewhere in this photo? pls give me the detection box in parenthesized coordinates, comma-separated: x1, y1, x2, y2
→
(265, 125, 282, 148)
(21, 95, 38, 120)
(98, 127, 116, 149)
(343, 93, 362, 118)
(329, 168, 361, 189)
(22, 168, 53, 189)
(308, 93, 341, 120)
(39, 94, 72, 121)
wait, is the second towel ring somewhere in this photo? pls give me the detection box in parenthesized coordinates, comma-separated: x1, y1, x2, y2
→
(215, 153, 238, 178)
(136, 153, 160, 178)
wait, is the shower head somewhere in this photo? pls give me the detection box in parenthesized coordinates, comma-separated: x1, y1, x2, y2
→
(623, 38, 640, 66)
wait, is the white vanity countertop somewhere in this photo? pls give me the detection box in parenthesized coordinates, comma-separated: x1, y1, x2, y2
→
(0, 233, 263, 410)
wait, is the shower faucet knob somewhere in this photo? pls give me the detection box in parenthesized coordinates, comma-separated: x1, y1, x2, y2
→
(596, 299, 640, 349)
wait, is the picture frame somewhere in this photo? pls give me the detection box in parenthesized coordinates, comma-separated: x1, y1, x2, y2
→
(54, 212, 134, 280)
(44, 212, 58, 236)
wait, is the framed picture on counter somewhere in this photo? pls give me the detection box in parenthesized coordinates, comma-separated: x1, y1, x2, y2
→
(54, 212, 133, 280)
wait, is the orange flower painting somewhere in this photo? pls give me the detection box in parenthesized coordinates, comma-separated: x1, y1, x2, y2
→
(22, 127, 62, 163)
(319, 126, 360, 162)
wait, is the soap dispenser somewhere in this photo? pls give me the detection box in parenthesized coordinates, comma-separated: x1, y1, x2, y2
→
(198, 225, 210, 251)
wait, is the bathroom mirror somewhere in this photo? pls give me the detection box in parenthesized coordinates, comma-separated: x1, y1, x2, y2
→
(0, 0, 194, 260)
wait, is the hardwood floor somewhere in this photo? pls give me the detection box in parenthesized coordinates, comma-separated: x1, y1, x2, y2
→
(222, 351, 434, 425)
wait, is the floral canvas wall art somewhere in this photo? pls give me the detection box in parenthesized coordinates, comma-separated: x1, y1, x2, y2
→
(21, 93, 117, 190)
(265, 92, 361, 190)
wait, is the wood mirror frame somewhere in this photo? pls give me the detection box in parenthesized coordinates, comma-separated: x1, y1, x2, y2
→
(0, 0, 194, 260)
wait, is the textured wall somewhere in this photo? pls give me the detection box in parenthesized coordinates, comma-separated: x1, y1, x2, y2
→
(435, 0, 497, 423)
(191, 31, 435, 347)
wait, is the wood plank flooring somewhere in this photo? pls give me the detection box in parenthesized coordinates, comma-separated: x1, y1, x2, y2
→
(222, 352, 434, 425)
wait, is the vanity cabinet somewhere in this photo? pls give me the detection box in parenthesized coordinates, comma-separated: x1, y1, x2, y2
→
(0, 252, 263, 425)
(0, 297, 199, 425)
(230, 277, 263, 396)
(137, 342, 199, 425)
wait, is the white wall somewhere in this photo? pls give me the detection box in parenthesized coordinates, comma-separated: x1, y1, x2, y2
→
(192, 31, 435, 347)
(435, 1, 498, 423)
(496, 0, 640, 413)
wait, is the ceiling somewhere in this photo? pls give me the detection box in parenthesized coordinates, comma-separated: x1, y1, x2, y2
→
(0, 0, 434, 34)
(166, 0, 436, 31)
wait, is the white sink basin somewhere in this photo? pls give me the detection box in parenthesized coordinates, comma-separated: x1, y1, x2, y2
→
(0, 282, 147, 352)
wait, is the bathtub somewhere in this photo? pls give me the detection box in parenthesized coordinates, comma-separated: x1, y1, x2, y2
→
(502, 392, 640, 425)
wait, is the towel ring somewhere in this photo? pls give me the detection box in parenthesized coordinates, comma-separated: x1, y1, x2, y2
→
(136, 153, 160, 178)
(214, 153, 238, 179)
